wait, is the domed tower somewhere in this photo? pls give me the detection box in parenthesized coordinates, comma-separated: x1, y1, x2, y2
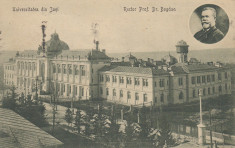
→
(176, 40, 189, 63)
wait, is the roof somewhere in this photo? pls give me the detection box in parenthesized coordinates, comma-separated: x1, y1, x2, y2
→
(171, 63, 227, 74)
(0, 108, 63, 148)
(54, 49, 110, 60)
(99, 66, 169, 76)
(18, 50, 38, 58)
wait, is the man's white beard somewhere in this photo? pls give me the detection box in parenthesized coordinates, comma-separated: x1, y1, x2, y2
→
(202, 23, 211, 30)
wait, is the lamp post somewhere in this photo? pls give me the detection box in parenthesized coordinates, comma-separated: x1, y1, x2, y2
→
(197, 89, 206, 145)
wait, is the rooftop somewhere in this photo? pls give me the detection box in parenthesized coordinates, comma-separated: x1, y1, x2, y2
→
(99, 65, 169, 76)
(0, 108, 63, 148)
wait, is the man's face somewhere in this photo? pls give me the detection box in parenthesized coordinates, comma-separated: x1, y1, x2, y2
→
(201, 10, 216, 29)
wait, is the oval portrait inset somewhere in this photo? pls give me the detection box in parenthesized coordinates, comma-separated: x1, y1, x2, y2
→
(190, 4, 229, 44)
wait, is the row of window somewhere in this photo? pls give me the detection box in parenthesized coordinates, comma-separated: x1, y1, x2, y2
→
(17, 62, 36, 71)
(191, 72, 228, 85)
(99, 75, 149, 86)
(52, 64, 86, 76)
(100, 75, 169, 88)
(100, 88, 149, 102)
(5, 65, 14, 71)
(192, 84, 229, 98)
(4, 74, 14, 79)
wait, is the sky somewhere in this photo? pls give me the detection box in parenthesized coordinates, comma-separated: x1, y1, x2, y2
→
(0, 0, 234, 53)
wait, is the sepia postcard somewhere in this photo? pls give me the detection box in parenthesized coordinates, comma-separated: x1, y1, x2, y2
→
(0, 0, 235, 147)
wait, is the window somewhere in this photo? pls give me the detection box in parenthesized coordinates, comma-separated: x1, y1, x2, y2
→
(100, 75, 104, 82)
(191, 77, 196, 84)
(63, 84, 65, 92)
(208, 88, 211, 95)
(160, 94, 164, 103)
(218, 73, 222, 81)
(225, 72, 228, 79)
(126, 77, 132, 84)
(207, 75, 211, 82)
(113, 89, 116, 96)
(179, 92, 184, 99)
(57, 65, 61, 73)
(143, 94, 148, 102)
(100, 87, 103, 95)
(135, 78, 140, 85)
(154, 81, 157, 87)
(74, 65, 79, 75)
(193, 90, 196, 98)
(74, 86, 77, 95)
(80, 65, 86, 76)
(219, 85, 222, 93)
(68, 65, 72, 75)
(127, 91, 131, 99)
(119, 76, 124, 84)
(120, 90, 123, 98)
(135, 93, 139, 100)
(53, 64, 56, 73)
(112, 76, 117, 83)
(212, 75, 215, 82)
(197, 76, 201, 84)
(178, 77, 183, 86)
(106, 75, 110, 82)
(143, 79, 148, 87)
(225, 83, 227, 90)
(29, 63, 31, 71)
(62, 64, 66, 74)
(202, 76, 206, 83)
(33, 63, 36, 71)
(81, 87, 84, 96)
(106, 88, 109, 96)
(159, 79, 165, 87)
(213, 87, 215, 94)
(203, 88, 206, 96)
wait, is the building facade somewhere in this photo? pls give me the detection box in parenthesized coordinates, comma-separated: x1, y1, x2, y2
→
(3, 34, 231, 106)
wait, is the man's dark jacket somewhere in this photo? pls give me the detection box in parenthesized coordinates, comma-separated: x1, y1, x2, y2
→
(194, 26, 224, 44)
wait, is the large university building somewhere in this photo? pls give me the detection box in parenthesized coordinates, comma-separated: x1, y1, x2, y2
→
(3, 33, 231, 106)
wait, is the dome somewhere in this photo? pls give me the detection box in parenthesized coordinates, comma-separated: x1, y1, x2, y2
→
(176, 40, 188, 46)
(38, 32, 69, 53)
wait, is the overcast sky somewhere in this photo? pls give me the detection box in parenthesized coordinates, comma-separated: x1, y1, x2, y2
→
(0, 0, 234, 53)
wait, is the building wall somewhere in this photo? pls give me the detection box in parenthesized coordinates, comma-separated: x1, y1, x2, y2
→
(99, 72, 154, 106)
(153, 76, 170, 106)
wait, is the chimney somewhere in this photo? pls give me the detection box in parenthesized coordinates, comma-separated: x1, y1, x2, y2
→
(151, 59, 154, 63)
(102, 49, 106, 54)
(148, 58, 150, 62)
(96, 41, 99, 51)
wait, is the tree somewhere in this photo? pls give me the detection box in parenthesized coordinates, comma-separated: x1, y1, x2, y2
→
(65, 108, 73, 127)
(2, 86, 17, 110)
(156, 114, 175, 148)
(74, 108, 81, 134)
(124, 121, 135, 148)
(137, 106, 155, 148)
(105, 116, 121, 147)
